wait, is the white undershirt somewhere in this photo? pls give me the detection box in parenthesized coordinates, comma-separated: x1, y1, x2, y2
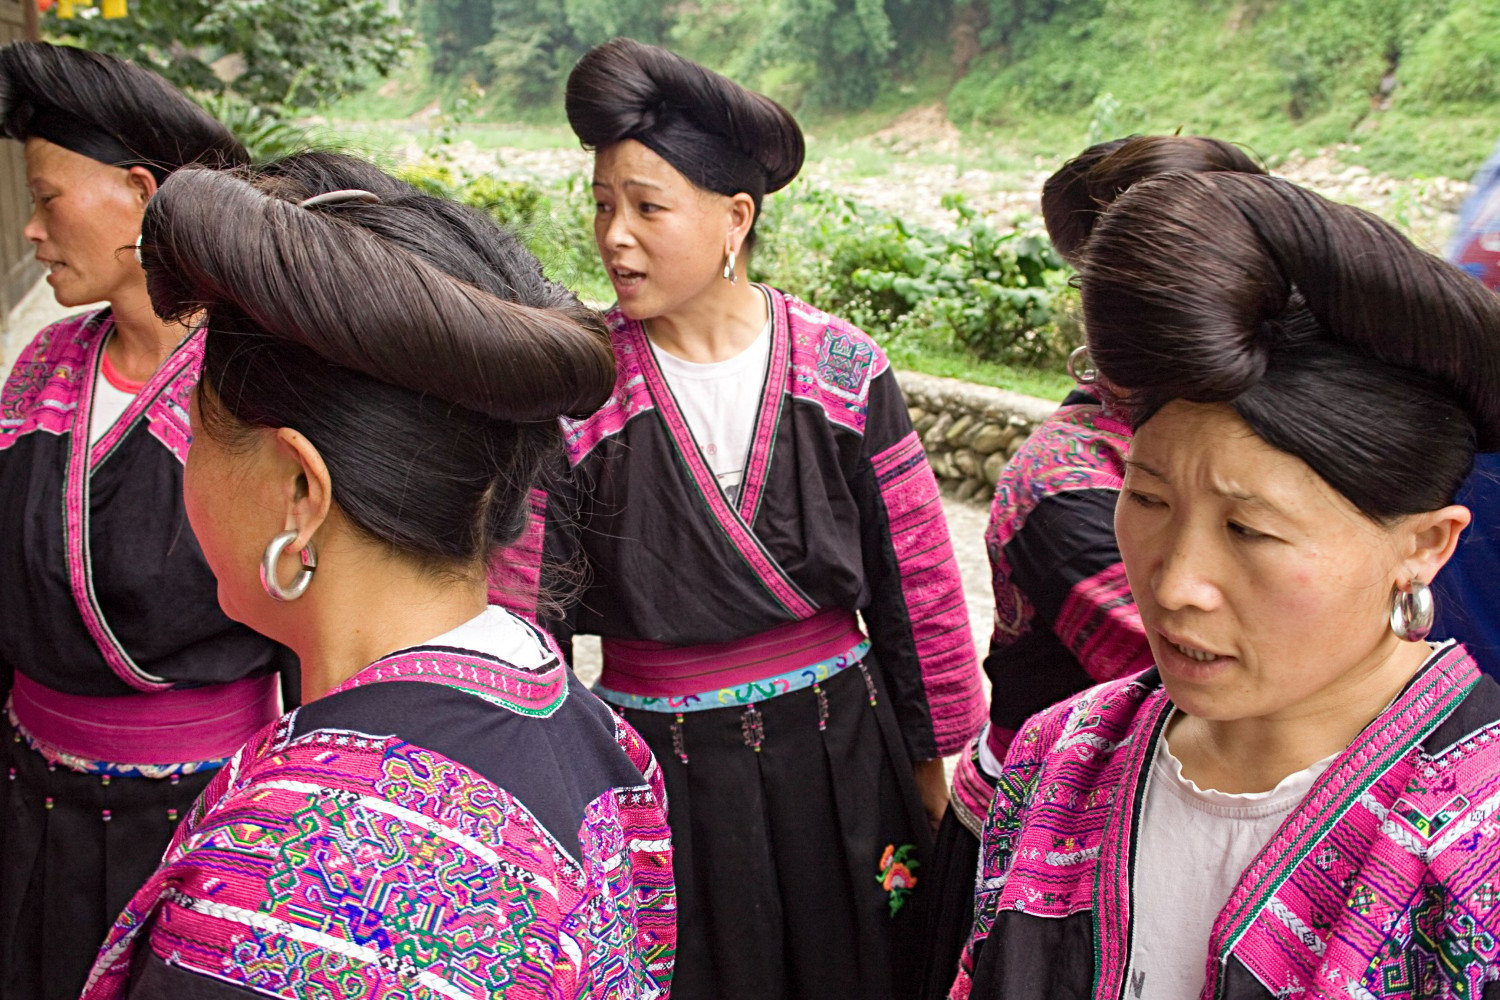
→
(423, 605, 554, 670)
(1126, 722, 1336, 1000)
(649, 293, 773, 505)
(89, 367, 137, 445)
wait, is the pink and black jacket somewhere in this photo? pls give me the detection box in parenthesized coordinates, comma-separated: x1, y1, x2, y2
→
(494, 288, 985, 761)
(953, 643, 1500, 999)
(0, 311, 291, 771)
(950, 388, 1152, 830)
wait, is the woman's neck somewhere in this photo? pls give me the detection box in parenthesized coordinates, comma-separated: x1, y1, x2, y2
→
(646, 278, 767, 364)
(108, 283, 186, 383)
(1167, 636, 1434, 794)
(286, 542, 489, 702)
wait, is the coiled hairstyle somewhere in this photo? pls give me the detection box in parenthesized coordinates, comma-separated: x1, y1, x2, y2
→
(565, 38, 804, 247)
(1079, 170, 1500, 522)
(1041, 135, 1264, 266)
(140, 152, 616, 568)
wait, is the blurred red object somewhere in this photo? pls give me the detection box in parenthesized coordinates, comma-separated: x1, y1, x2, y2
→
(36, 0, 56, 11)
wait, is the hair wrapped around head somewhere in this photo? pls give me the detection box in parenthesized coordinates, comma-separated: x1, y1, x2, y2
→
(142, 167, 613, 423)
(0, 41, 247, 178)
(141, 155, 616, 566)
(1081, 170, 1500, 519)
(1041, 135, 1264, 265)
(565, 37, 804, 215)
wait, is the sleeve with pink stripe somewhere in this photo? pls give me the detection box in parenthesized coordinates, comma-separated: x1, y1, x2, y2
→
(1054, 561, 1153, 682)
(860, 384, 986, 759)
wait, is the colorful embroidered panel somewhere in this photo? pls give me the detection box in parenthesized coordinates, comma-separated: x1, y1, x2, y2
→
(82, 646, 677, 1000)
(952, 646, 1500, 1000)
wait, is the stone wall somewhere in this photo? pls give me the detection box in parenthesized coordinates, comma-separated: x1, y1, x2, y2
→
(895, 370, 1059, 503)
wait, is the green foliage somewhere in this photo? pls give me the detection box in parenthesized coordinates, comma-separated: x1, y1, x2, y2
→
(1405, 3, 1500, 104)
(47, 0, 413, 112)
(753, 184, 1074, 367)
(393, 160, 612, 301)
(195, 93, 319, 161)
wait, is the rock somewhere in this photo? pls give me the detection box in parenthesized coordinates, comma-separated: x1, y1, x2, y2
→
(913, 413, 938, 436)
(923, 413, 954, 450)
(970, 424, 1013, 455)
(983, 451, 1010, 484)
(954, 479, 984, 503)
(944, 414, 976, 444)
(953, 449, 983, 480)
(907, 407, 928, 427)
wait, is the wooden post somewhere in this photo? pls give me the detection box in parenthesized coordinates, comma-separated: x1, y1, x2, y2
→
(1, 0, 44, 324)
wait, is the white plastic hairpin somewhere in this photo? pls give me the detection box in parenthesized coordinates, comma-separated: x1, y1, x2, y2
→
(297, 189, 381, 209)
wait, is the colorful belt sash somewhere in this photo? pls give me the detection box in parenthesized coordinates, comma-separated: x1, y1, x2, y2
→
(9, 671, 281, 775)
(596, 609, 870, 712)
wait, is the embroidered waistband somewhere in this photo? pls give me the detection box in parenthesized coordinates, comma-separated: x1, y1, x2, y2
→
(597, 610, 870, 712)
(10, 671, 281, 774)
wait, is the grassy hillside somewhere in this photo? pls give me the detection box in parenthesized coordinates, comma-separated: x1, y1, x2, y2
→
(948, 0, 1500, 178)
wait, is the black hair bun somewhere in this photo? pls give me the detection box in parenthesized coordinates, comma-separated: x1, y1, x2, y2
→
(566, 37, 804, 194)
(0, 41, 247, 175)
(1042, 135, 1264, 265)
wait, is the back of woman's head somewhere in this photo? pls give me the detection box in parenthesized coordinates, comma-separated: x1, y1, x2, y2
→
(1080, 171, 1500, 520)
(0, 41, 247, 177)
(140, 152, 615, 567)
(565, 37, 803, 244)
(1042, 135, 1264, 266)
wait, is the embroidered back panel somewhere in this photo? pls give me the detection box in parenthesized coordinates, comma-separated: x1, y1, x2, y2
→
(1220, 649, 1500, 999)
(82, 649, 676, 1000)
(985, 400, 1131, 648)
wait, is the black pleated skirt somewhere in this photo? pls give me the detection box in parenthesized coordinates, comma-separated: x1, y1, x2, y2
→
(620, 656, 933, 1000)
(0, 717, 214, 1000)
(914, 807, 983, 1000)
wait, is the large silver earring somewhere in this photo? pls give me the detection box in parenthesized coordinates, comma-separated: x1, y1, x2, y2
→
(722, 249, 738, 284)
(1390, 578, 1435, 642)
(1067, 345, 1098, 385)
(260, 530, 317, 602)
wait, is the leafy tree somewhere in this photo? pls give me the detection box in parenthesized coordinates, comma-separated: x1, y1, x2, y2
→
(46, 0, 412, 111)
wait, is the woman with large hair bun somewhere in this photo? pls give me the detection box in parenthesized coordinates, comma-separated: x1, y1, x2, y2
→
(79, 153, 676, 999)
(952, 169, 1500, 998)
(918, 134, 1265, 999)
(497, 37, 985, 999)
(0, 42, 295, 1000)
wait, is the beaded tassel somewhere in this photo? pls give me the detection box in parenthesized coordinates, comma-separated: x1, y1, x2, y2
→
(814, 682, 829, 731)
(670, 712, 689, 765)
(740, 704, 765, 752)
(859, 663, 879, 706)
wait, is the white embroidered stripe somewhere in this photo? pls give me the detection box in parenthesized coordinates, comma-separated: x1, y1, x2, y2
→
(629, 838, 671, 853)
(250, 778, 559, 897)
(167, 892, 473, 1000)
(1264, 896, 1326, 958)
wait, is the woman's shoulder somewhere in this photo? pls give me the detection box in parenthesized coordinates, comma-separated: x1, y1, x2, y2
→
(1007, 668, 1161, 769)
(0, 309, 111, 443)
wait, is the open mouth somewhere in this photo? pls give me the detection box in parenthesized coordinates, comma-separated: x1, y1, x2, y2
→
(610, 266, 645, 288)
(1170, 641, 1218, 663)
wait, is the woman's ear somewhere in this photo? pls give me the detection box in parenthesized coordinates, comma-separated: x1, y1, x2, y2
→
(124, 165, 159, 207)
(273, 426, 334, 552)
(726, 191, 756, 255)
(1399, 504, 1471, 587)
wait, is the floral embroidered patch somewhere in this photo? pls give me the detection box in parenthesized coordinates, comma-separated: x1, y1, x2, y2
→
(878, 842, 919, 916)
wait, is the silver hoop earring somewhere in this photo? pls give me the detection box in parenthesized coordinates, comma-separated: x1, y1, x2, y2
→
(1066, 345, 1098, 385)
(134, 233, 144, 266)
(1390, 578, 1435, 642)
(260, 530, 317, 602)
(722, 249, 738, 284)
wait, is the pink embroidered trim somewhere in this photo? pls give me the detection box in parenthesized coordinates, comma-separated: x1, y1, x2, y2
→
(623, 316, 817, 619)
(11, 671, 280, 766)
(66, 329, 204, 692)
(1054, 562, 1153, 683)
(871, 429, 986, 756)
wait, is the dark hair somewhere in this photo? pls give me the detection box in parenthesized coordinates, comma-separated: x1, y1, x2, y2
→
(565, 37, 804, 248)
(0, 41, 247, 178)
(140, 153, 616, 567)
(1081, 171, 1500, 521)
(1042, 135, 1264, 266)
